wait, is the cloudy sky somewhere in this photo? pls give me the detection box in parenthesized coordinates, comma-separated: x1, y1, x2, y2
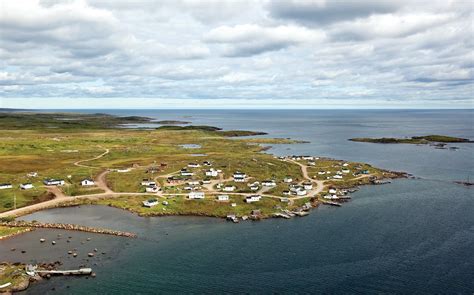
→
(0, 0, 473, 109)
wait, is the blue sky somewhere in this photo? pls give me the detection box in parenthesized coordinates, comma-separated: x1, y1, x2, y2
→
(0, 0, 473, 109)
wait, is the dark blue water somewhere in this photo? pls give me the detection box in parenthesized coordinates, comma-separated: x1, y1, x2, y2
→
(1, 109, 473, 294)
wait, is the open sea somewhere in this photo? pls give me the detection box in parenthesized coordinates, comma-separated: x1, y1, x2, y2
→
(1, 109, 473, 294)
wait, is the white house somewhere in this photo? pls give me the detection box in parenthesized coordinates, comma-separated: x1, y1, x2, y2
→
(189, 191, 205, 199)
(342, 163, 349, 167)
(308, 161, 316, 166)
(280, 197, 289, 203)
(303, 182, 313, 190)
(117, 168, 131, 173)
(329, 188, 337, 194)
(81, 179, 95, 186)
(203, 161, 212, 166)
(282, 190, 290, 196)
(27, 172, 38, 177)
(141, 179, 156, 186)
(283, 177, 293, 183)
(245, 195, 261, 203)
(231, 203, 237, 207)
(187, 180, 200, 186)
(202, 179, 211, 184)
(223, 185, 235, 192)
(295, 188, 307, 196)
(318, 171, 326, 175)
(143, 199, 159, 207)
(250, 185, 259, 191)
(205, 169, 218, 177)
(180, 169, 194, 176)
(217, 194, 229, 201)
(0, 183, 13, 190)
(302, 156, 314, 160)
(262, 180, 276, 187)
(43, 179, 65, 186)
(233, 172, 246, 182)
(188, 163, 200, 168)
(20, 183, 34, 190)
(145, 185, 159, 193)
(342, 168, 350, 173)
(333, 175, 343, 179)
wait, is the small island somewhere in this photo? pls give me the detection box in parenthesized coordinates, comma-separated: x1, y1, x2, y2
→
(349, 135, 473, 144)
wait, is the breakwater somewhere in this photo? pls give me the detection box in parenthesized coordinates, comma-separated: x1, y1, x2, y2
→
(0, 221, 137, 238)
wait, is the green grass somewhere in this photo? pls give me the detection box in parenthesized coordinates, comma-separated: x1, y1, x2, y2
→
(94, 195, 292, 218)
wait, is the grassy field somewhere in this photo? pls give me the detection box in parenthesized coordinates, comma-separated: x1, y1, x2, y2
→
(0, 112, 400, 217)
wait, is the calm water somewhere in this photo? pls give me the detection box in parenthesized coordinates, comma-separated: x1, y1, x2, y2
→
(1, 109, 473, 294)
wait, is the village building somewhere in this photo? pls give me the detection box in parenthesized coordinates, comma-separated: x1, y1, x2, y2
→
(141, 179, 156, 186)
(203, 161, 212, 166)
(167, 176, 181, 184)
(280, 197, 289, 203)
(188, 191, 205, 199)
(250, 185, 259, 191)
(302, 156, 314, 160)
(116, 168, 131, 173)
(282, 190, 290, 196)
(205, 169, 218, 177)
(342, 168, 350, 173)
(233, 171, 247, 182)
(43, 179, 65, 186)
(262, 180, 276, 187)
(245, 195, 261, 203)
(0, 183, 13, 190)
(333, 175, 343, 179)
(217, 194, 229, 201)
(187, 180, 200, 186)
(145, 185, 159, 193)
(202, 179, 211, 184)
(27, 172, 38, 177)
(343, 163, 349, 167)
(143, 199, 159, 207)
(81, 179, 95, 186)
(20, 183, 34, 190)
(180, 169, 194, 176)
(329, 188, 337, 194)
(223, 185, 236, 192)
(283, 177, 293, 183)
(303, 182, 313, 190)
(318, 171, 326, 175)
(188, 163, 200, 168)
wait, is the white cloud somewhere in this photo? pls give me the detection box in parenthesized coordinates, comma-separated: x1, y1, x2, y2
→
(0, 0, 472, 108)
(204, 24, 326, 56)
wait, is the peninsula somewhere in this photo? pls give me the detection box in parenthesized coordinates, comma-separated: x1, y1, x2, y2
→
(0, 112, 406, 235)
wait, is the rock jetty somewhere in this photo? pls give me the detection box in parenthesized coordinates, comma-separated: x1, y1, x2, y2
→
(0, 221, 137, 238)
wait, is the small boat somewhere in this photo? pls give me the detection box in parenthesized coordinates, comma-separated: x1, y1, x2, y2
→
(40, 238, 45, 243)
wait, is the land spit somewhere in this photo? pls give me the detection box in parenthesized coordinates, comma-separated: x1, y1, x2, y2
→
(0, 221, 137, 238)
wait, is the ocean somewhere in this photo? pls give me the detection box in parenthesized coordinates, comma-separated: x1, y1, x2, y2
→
(1, 109, 473, 294)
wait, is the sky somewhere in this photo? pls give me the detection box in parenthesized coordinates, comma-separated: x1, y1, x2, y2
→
(0, 0, 473, 109)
